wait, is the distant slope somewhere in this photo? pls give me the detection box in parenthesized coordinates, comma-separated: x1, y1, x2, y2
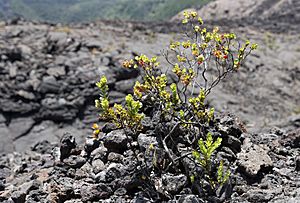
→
(172, 0, 300, 34)
(0, 0, 212, 23)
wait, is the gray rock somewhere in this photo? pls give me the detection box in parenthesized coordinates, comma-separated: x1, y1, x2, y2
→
(103, 130, 128, 152)
(162, 173, 187, 195)
(178, 195, 204, 203)
(296, 156, 300, 171)
(91, 144, 108, 161)
(60, 132, 77, 160)
(31, 140, 54, 154)
(0, 99, 40, 114)
(16, 90, 36, 100)
(137, 133, 158, 152)
(114, 187, 127, 196)
(245, 188, 282, 203)
(237, 144, 273, 177)
(75, 162, 92, 179)
(46, 66, 66, 77)
(9, 65, 18, 78)
(110, 65, 139, 81)
(84, 39, 102, 50)
(11, 191, 26, 203)
(92, 159, 105, 174)
(95, 163, 126, 183)
(280, 129, 300, 148)
(84, 137, 100, 154)
(38, 76, 61, 94)
(63, 155, 86, 168)
(46, 31, 71, 53)
(107, 152, 124, 163)
(38, 97, 78, 121)
(0, 179, 5, 191)
(224, 135, 242, 153)
(114, 79, 135, 94)
(80, 183, 112, 201)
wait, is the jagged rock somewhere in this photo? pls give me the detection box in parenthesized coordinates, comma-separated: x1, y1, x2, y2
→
(80, 183, 112, 201)
(11, 191, 26, 203)
(46, 31, 71, 54)
(162, 173, 187, 195)
(46, 66, 66, 77)
(296, 156, 300, 171)
(0, 99, 40, 114)
(0, 179, 5, 191)
(114, 79, 135, 94)
(38, 76, 61, 94)
(63, 155, 86, 168)
(244, 188, 283, 203)
(103, 130, 128, 152)
(84, 137, 100, 154)
(107, 152, 124, 163)
(16, 90, 36, 100)
(280, 128, 300, 148)
(38, 97, 79, 121)
(137, 133, 158, 152)
(237, 142, 273, 178)
(90, 143, 108, 161)
(92, 159, 105, 174)
(84, 39, 102, 50)
(110, 64, 139, 81)
(59, 132, 77, 160)
(95, 163, 126, 183)
(223, 135, 242, 153)
(75, 162, 92, 179)
(178, 195, 204, 203)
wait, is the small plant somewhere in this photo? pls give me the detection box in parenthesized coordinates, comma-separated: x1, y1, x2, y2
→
(94, 10, 257, 200)
(192, 132, 230, 190)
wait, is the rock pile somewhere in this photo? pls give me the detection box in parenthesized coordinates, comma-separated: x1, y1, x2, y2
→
(0, 114, 299, 202)
(0, 19, 142, 153)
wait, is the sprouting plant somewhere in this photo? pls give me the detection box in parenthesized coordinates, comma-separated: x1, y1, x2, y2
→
(192, 132, 230, 189)
(94, 10, 257, 200)
(95, 77, 144, 133)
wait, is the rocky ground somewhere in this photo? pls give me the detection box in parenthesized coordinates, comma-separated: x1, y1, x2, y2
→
(0, 114, 299, 202)
(0, 0, 299, 202)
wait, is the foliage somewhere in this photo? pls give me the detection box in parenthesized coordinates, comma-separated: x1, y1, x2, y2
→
(94, 11, 257, 200)
(192, 132, 230, 189)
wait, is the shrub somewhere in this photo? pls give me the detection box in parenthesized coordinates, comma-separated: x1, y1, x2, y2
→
(94, 11, 257, 200)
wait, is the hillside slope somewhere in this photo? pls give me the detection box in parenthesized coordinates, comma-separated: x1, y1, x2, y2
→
(172, 0, 300, 33)
(0, 0, 211, 23)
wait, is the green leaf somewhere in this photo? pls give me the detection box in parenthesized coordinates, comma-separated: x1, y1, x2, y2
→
(206, 132, 213, 148)
(192, 150, 200, 161)
(207, 137, 222, 157)
(198, 138, 207, 155)
(217, 160, 224, 183)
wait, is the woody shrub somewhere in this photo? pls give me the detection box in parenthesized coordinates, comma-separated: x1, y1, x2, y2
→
(94, 11, 257, 200)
